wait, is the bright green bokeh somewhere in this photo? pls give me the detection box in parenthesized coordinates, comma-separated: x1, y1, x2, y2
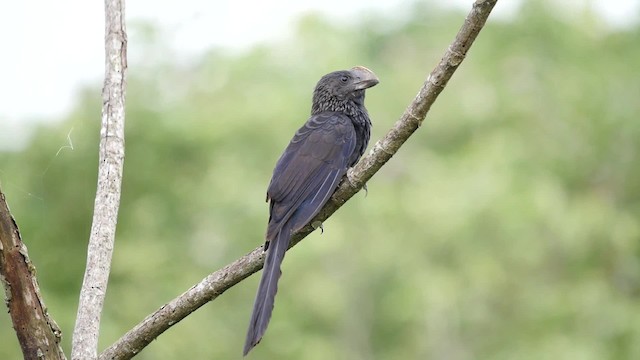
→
(1, 2, 639, 359)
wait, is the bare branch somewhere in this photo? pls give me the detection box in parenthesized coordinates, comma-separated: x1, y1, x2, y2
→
(71, 0, 127, 359)
(0, 190, 66, 360)
(99, 1, 497, 359)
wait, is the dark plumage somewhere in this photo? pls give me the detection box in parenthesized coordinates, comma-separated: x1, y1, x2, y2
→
(243, 66, 379, 356)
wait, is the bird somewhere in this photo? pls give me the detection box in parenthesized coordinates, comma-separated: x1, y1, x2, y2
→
(243, 66, 379, 356)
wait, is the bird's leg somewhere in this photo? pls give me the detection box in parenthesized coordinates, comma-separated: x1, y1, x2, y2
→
(311, 221, 324, 234)
(363, 183, 368, 197)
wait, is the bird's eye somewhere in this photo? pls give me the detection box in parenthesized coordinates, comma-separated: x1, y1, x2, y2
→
(340, 76, 349, 83)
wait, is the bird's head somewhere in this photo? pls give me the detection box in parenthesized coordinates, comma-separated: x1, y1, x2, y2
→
(311, 66, 379, 114)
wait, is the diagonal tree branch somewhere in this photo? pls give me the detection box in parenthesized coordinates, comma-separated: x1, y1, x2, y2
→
(99, 1, 498, 359)
(0, 190, 66, 360)
(72, 0, 127, 359)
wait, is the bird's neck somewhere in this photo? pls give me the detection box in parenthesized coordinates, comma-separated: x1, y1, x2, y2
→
(311, 97, 366, 118)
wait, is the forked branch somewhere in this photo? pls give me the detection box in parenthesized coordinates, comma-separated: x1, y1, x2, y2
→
(99, 1, 498, 359)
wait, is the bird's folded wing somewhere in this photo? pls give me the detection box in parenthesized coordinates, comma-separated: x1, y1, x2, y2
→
(266, 112, 356, 239)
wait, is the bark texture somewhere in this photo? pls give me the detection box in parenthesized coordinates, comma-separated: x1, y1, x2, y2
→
(99, 1, 498, 359)
(0, 191, 66, 360)
(71, 0, 127, 359)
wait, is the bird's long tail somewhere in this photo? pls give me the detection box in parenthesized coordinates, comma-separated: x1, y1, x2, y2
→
(243, 224, 291, 356)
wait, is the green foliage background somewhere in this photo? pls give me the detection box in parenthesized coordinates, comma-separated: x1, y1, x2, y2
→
(2, 2, 640, 359)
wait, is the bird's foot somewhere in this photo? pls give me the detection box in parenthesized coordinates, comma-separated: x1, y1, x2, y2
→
(363, 183, 368, 197)
(311, 221, 324, 234)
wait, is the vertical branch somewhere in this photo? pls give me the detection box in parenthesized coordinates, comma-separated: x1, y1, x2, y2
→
(0, 190, 66, 359)
(71, 0, 127, 359)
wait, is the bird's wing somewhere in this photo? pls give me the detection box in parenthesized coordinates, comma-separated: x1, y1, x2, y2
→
(266, 112, 356, 240)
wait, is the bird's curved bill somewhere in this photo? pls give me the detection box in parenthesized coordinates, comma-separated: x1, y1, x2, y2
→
(351, 66, 379, 90)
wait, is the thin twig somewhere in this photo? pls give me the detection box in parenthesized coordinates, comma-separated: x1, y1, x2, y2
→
(71, 0, 127, 359)
(99, 1, 497, 359)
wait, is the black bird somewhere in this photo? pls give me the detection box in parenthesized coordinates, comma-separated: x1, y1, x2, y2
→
(243, 66, 379, 355)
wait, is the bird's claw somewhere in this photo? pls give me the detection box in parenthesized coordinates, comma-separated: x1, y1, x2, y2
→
(311, 221, 324, 234)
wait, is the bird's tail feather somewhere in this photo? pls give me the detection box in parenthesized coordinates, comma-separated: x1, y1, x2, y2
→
(243, 225, 291, 356)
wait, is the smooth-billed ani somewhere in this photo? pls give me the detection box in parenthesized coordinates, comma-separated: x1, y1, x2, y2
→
(244, 66, 379, 355)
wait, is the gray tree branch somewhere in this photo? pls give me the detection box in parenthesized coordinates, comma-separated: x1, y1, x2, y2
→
(0, 190, 66, 360)
(99, 1, 498, 359)
(71, 0, 127, 359)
